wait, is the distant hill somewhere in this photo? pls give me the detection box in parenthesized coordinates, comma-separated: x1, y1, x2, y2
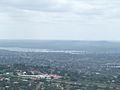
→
(0, 40, 120, 53)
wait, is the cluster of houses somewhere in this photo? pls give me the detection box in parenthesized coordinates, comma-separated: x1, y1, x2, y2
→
(102, 63, 120, 69)
(19, 74, 62, 80)
(16, 70, 62, 80)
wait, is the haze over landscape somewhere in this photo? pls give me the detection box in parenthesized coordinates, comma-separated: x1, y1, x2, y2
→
(1, 0, 120, 90)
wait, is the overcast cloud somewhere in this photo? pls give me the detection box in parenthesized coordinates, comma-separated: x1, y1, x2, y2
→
(0, 0, 120, 40)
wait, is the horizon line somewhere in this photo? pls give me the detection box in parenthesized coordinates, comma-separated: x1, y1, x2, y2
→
(0, 39, 120, 42)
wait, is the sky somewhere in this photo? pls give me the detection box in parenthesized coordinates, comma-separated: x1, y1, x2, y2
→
(0, 0, 120, 40)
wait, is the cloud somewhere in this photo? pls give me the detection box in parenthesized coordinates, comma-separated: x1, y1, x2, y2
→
(0, 0, 120, 40)
(0, 0, 120, 24)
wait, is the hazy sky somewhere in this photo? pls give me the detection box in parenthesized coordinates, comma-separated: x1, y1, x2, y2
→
(0, 0, 120, 40)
